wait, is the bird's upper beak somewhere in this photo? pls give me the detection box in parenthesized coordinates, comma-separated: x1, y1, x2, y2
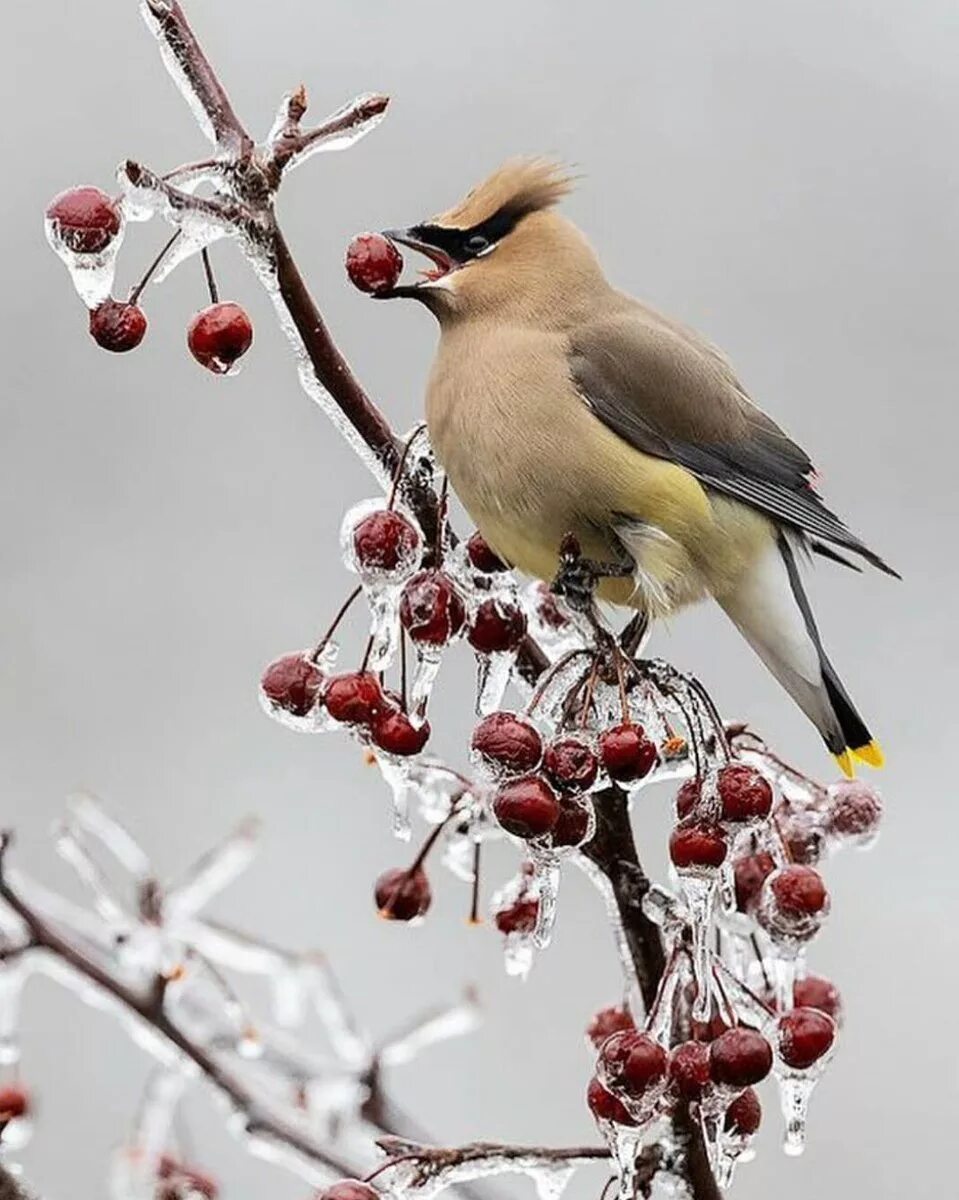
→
(375, 227, 461, 299)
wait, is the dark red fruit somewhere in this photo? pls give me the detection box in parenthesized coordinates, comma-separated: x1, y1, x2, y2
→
(0, 1086, 30, 1122)
(494, 896, 539, 936)
(46, 186, 121, 253)
(467, 598, 527, 654)
(733, 852, 776, 912)
(399, 570, 467, 645)
(157, 1157, 218, 1200)
(466, 532, 507, 573)
(543, 737, 599, 794)
(492, 777, 560, 839)
(187, 302, 253, 374)
(471, 712, 543, 776)
(793, 975, 843, 1022)
(551, 798, 591, 847)
(724, 1088, 762, 1136)
(599, 724, 658, 783)
(718, 764, 773, 823)
(669, 820, 728, 869)
(345, 233, 403, 295)
(586, 1006, 635, 1049)
(352, 510, 420, 573)
(372, 708, 430, 756)
(89, 300, 147, 352)
(776, 805, 824, 864)
(599, 1031, 667, 1097)
(668, 1040, 711, 1100)
(676, 777, 701, 820)
(778, 1007, 836, 1070)
(375, 867, 431, 921)
(586, 1076, 636, 1126)
(826, 781, 883, 837)
(324, 672, 383, 725)
(534, 583, 569, 630)
(320, 1180, 380, 1200)
(769, 865, 828, 916)
(709, 1027, 773, 1088)
(261, 653, 324, 717)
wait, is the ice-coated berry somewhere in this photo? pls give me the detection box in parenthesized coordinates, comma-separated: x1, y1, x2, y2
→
(769, 865, 829, 916)
(551, 798, 592, 848)
(534, 582, 569, 630)
(352, 510, 420, 574)
(675, 777, 701, 820)
(793, 975, 843, 1022)
(826, 780, 883, 838)
(187, 302, 253, 374)
(375, 867, 431, 921)
(598, 1031, 667, 1097)
(323, 672, 383, 725)
(399, 570, 467, 645)
(345, 233, 403, 295)
(777, 1007, 836, 1070)
(709, 1027, 773, 1088)
(599, 724, 657, 783)
(467, 598, 527, 654)
(261, 653, 324, 718)
(669, 820, 728, 870)
(776, 804, 825, 864)
(724, 1087, 762, 1136)
(372, 708, 430, 757)
(586, 1006, 635, 1050)
(718, 763, 773, 823)
(494, 896, 539, 936)
(320, 1180, 380, 1200)
(89, 300, 147, 352)
(471, 712, 543, 777)
(668, 1040, 712, 1100)
(466, 532, 507, 573)
(543, 737, 599, 794)
(46, 186, 121, 253)
(492, 777, 560, 839)
(733, 851, 776, 912)
(157, 1157, 218, 1200)
(586, 1076, 636, 1127)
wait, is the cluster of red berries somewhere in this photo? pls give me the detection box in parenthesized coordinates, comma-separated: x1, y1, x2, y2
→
(46, 186, 254, 369)
(668, 763, 774, 873)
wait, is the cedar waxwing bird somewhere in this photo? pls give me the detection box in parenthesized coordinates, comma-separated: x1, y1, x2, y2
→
(379, 158, 898, 775)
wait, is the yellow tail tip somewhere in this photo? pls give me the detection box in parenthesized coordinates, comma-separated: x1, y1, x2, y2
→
(833, 750, 856, 779)
(852, 740, 885, 769)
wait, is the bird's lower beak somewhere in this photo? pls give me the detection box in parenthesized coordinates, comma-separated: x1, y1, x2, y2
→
(375, 228, 458, 299)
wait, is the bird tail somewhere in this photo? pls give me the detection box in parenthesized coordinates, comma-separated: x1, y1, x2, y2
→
(716, 532, 883, 777)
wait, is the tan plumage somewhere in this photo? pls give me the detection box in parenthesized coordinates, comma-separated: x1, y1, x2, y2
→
(383, 159, 893, 771)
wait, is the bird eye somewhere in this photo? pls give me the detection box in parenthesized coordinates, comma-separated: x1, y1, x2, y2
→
(464, 234, 490, 256)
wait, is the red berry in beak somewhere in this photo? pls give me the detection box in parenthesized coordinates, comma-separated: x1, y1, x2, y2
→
(492, 776, 560, 839)
(187, 302, 253, 374)
(466, 532, 508, 573)
(669, 820, 728, 869)
(586, 1076, 636, 1126)
(323, 672, 383, 725)
(372, 707, 430, 757)
(717, 763, 773, 823)
(399, 570, 467, 645)
(375, 867, 431, 921)
(724, 1087, 762, 1135)
(46, 186, 121, 253)
(709, 1027, 773, 1087)
(345, 233, 403, 295)
(777, 1007, 837, 1070)
(599, 724, 658, 783)
(467, 598, 527, 654)
(543, 737, 599, 794)
(261, 653, 324, 718)
(352, 510, 420, 574)
(89, 300, 147, 352)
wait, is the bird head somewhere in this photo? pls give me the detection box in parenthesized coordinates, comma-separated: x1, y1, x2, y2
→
(378, 158, 602, 324)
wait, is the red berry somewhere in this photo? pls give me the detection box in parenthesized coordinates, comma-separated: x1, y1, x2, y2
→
(793, 975, 843, 1022)
(399, 570, 466, 645)
(709, 1027, 773, 1087)
(0, 1086, 29, 1122)
(676, 777, 701, 819)
(668, 1040, 711, 1100)
(778, 1007, 836, 1070)
(586, 1076, 636, 1126)
(599, 1031, 667, 1097)
(717, 764, 773, 823)
(586, 1006, 635, 1049)
(345, 233, 403, 295)
(826, 781, 883, 838)
(769, 865, 828, 916)
(776, 805, 824, 864)
(534, 583, 569, 630)
(320, 1181, 380, 1200)
(187, 302, 253, 374)
(372, 708, 430, 756)
(492, 777, 560, 839)
(375, 867, 431, 921)
(466, 532, 507, 573)
(551, 798, 591, 848)
(46, 186, 121, 253)
(323, 672, 383, 725)
(733, 852, 776, 912)
(724, 1088, 762, 1136)
(261, 653, 324, 718)
(89, 300, 147, 352)
(157, 1158, 218, 1200)
(494, 896, 539, 936)
(467, 598, 527, 653)
(543, 737, 599, 793)
(669, 820, 728, 869)
(352, 510, 420, 574)
(599, 724, 658, 783)
(471, 712, 543, 776)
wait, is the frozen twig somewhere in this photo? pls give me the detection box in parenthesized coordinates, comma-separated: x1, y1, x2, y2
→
(375, 1136, 609, 1192)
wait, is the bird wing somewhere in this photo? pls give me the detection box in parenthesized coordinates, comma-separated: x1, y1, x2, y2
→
(567, 304, 898, 576)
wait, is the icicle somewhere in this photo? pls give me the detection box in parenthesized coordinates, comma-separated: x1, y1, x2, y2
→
(373, 757, 414, 841)
(529, 855, 561, 950)
(44, 213, 125, 308)
(777, 1073, 817, 1157)
(646, 954, 690, 1049)
(366, 587, 402, 672)
(605, 1123, 647, 1200)
(529, 1163, 576, 1200)
(676, 873, 719, 1022)
(475, 650, 514, 716)
(503, 932, 536, 979)
(410, 644, 444, 721)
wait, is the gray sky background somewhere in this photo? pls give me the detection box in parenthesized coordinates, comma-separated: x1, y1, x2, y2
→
(2, 1, 957, 1197)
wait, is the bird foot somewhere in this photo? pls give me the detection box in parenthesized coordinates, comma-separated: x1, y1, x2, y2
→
(549, 533, 633, 614)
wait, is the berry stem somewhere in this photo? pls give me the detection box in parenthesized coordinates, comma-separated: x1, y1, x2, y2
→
(386, 424, 428, 511)
(312, 585, 364, 663)
(129, 230, 182, 303)
(468, 840, 482, 926)
(201, 247, 219, 305)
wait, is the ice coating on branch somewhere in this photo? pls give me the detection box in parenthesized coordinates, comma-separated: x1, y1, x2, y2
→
(475, 650, 514, 715)
(379, 988, 481, 1066)
(276, 94, 389, 170)
(165, 818, 261, 920)
(529, 854, 561, 950)
(0, 962, 27, 1066)
(675, 874, 719, 1022)
(140, 0, 218, 146)
(373, 756, 416, 841)
(45, 212, 125, 308)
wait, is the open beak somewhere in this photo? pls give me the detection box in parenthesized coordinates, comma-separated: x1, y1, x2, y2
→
(376, 228, 459, 298)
